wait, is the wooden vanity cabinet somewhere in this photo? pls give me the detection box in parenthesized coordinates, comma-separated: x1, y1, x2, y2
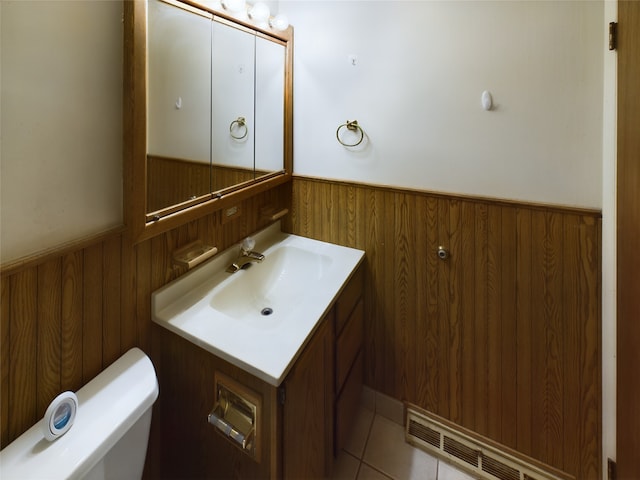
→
(334, 265, 364, 453)
(282, 315, 334, 478)
(156, 264, 364, 479)
(282, 264, 364, 477)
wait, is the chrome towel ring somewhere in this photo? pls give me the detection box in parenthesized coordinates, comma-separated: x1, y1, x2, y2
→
(229, 117, 248, 140)
(336, 120, 364, 147)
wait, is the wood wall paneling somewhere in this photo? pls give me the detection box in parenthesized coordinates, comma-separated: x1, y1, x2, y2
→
(0, 183, 291, 452)
(415, 195, 440, 417)
(473, 203, 489, 438)
(530, 211, 563, 468)
(515, 208, 533, 457)
(36, 259, 62, 418)
(0, 178, 599, 480)
(61, 250, 84, 393)
(102, 236, 122, 367)
(9, 269, 38, 441)
(1, 277, 10, 446)
(285, 176, 601, 480)
(0, 235, 122, 445)
(83, 243, 103, 383)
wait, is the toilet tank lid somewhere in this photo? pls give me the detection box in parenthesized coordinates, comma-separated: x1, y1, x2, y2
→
(0, 347, 159, 480)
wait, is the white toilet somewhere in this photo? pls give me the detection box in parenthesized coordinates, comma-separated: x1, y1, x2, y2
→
(0, 348, 159, 480)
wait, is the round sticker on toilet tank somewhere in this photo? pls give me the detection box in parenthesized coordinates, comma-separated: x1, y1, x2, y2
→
(43, 391, 78, 441)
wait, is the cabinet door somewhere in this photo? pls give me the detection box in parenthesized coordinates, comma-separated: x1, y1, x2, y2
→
(283, 315, 334, 478)
(211, 20, 255, 173)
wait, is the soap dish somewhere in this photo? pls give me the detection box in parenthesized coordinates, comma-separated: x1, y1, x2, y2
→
(172, 241, 218, 270)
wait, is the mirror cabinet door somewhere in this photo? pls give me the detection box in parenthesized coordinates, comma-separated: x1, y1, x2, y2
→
(146, 0, 212, 214)
(135, 0, 291, 235)
(255, 36, 285, 178)
(211, 21, 256, 192)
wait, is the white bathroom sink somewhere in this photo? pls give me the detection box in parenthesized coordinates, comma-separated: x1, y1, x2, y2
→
(152, 222, 364, 386)
(209, 244, 332, 322)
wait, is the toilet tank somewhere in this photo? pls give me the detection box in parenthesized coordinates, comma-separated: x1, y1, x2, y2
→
(0, 348, 159, 480)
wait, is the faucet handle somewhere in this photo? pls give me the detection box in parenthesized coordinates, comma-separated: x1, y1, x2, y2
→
(241, 237, 256, 253)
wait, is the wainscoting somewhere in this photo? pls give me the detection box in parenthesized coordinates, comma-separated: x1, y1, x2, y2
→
(0, 183, 290, 453)
(0, 177, 600, 479)
(1, 230, 135, 445)
(285, 176, 601, 480)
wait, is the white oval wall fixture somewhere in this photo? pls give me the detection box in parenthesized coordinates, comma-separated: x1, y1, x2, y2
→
(248, 2, 270, 25)
(269, 13, 289, 31)
(481, 90, 493, 111)
(221, 0, 246, 14)
(42, 391, 78, 441)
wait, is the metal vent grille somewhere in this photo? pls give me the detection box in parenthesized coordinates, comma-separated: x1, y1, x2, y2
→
(405, 407, 572, 480)
(482, 455, 520, 480)
(408, 419, 440, 448)
(443, 435, 479, 467)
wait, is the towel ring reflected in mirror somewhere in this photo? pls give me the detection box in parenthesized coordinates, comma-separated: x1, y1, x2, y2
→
(230, 117, 249, 140)
(336, 120, 364, 147)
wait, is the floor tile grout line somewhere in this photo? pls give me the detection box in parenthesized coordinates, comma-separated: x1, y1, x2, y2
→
(354, 410, 378, 480)
(338, 450, 363, 479)
(354, 458, 362, 479)
(339, 398, 478, 480)
(359, 458, 396, 480)
(360, 410, 376, 460)
(364, 411, 441, 480)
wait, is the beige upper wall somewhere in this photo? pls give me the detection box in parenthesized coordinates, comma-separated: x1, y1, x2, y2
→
(285, 0, 604, 209)
(0, 0, 606, 264)
(1, 1, 123, 264)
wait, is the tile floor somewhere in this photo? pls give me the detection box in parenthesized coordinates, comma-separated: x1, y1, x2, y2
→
(332, 388, 477, 480)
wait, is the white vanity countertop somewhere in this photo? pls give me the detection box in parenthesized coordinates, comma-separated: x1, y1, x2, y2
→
(151, 223, 365, 386)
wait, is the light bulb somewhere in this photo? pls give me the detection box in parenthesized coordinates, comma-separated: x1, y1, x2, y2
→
(249, 2, 270, 24)
(221, 0, 246, 13)
(269, 13, 289, 31)
(198, 0, 222, 9)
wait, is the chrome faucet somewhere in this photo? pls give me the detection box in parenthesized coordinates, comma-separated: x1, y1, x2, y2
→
(226, 237, 264, 273)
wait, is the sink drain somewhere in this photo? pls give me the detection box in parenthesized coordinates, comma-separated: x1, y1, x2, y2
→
(261, 307, 273, 316)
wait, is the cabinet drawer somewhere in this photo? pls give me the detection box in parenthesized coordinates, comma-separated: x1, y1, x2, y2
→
(335, 351, 363, 453)
(336, 298, 363, 391)
(336, 266, 363, 336)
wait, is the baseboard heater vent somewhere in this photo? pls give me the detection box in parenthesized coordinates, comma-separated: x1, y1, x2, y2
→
(406, 407, 573, 480)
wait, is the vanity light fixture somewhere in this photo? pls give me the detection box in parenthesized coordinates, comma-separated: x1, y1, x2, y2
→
(248, 2, 270, 25)
(269, 13, 289, 31)
(221, 0, 246, 14)
(223, 1, 288, 31)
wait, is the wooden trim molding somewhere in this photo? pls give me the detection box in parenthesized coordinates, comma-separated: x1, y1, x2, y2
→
(292, 174, 602, 218)
(0, 226, 126, 276)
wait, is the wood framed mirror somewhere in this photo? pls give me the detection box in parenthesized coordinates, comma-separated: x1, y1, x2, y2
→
(124, 0, 293, 243)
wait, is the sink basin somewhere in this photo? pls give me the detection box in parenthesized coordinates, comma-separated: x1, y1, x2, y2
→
(152, 222, 364, 386)
(210, 245, 332, 326)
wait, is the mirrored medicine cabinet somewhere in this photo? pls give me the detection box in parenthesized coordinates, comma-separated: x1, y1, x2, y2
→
(124, 0, 293, 243)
